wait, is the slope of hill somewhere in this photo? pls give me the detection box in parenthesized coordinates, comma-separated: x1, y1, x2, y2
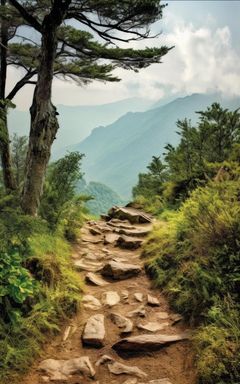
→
(8, 97, 152, 154)
(72, 93, 240, 198)
(77, 180, 125, 216)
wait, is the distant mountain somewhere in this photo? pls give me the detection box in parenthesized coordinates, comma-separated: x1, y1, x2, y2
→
(8, 97, 152, 154)
(71, 93, 240, 198)
(77, 179, 125, 216)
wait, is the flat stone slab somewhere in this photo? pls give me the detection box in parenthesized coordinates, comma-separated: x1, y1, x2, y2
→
(110, 312, 133, 333)
(117, 235, 143, 250)
(74, 259, 103, 272)
(108, 361, 147, 378)
(82, 295, 101, 311)
(39, 357, 95, 381)
(101, 260, 142, 280)
(118, 227, 151, 237)
(137, 321, 169, 332)
(104, 233, 119, 245)
(82, 314, 105, 347)
(102, 291, 120, 307)
(112, 332, 191, 353)
(85, 272, 109, 287)
(155, 311, 169, 320)
(147, 294, 160, 307)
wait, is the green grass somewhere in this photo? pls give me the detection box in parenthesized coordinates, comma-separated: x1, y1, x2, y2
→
(0, 232, 84, 383)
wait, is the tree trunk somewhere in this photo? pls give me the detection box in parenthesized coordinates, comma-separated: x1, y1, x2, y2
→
(21, 3, 69, 215)
(0, 107, 16, 190)
(0, 0, 16, 191)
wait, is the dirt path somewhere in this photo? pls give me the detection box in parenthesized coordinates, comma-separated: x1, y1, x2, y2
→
(23, 208, 197, 384)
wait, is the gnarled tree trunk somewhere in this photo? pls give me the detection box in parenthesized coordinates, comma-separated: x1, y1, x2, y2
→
(21, 2, 70, 215)
(0, 0, 16, 191)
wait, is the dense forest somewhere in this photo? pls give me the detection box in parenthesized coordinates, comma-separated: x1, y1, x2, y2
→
(133, 102, 240, 383)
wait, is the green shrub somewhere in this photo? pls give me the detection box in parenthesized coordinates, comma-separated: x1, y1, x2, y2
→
(143, 179, 240, 383)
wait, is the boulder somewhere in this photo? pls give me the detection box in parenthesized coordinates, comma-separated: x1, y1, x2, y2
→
(110, 312, 133, 333)
(82, 314, 105, 347)
(89, 227, 102, 236)
(85, 272, 109, 287)
(74, 259, 103, 272)
(147, 294, 160, 307)
(155, 312, 169, 320)
(101, 260, 141, 280)
(102, 291, 120, 307)
(82, 295, 101, 311)
(127, 305, 146, 318)
(118, 227, 151, 237)
(117, 235, 143, 250)
(108, 206, 152, 224)
(137, 321, 169, 332)
(134, 293, 144, 302)
(39, 356, 95, 381)
(112, 332, 191, 353)
(104, 233, 119, 245)
(108, 361, 147, 378)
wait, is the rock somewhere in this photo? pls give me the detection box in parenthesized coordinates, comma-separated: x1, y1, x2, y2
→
(112, 332, 191, 353)
(82, 295, 102, 310)
(134, 293, 144, 302)
(74, 259, 103, 272)
(108, 361, 147, 378)
(117, 235, 143, 250)
(170, 313, 183, 325)
(85, 272, 109, 287)
(39, 357, 95, 380)
(121, 289, 129, 301)
(82, 314, 105, 347)
(118, 227, 151, 237)
(147, 294, 160, 306)
(155, 312, 169, 320)
(101, 260, 141, 280)
(82, 236, 102, 244)
(100, 214, 111, 221)
(102, 291, 120, 307)
(95, 355, 113, 367)
(41, 376, 49, 383)
(104, 233, 119, 245)
(137, 322, 169, 332)
(122, 379, 138, 384)
(84, 253, 103, 262)
(89, 227, 102, 236)
(127, 305, 146, 318)
(110, 312, 133, 333)
(108, 206, 152, 224)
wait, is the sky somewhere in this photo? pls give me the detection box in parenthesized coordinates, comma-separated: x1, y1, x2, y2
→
(7, 1, 240, 110)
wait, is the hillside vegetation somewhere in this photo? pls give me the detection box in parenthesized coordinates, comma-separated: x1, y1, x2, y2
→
(133, 102, 240, 384)
(74, 93, 240, 198)
(0, 151, 87, 382)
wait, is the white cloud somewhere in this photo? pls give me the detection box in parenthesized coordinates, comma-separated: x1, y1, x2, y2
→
(7, 11, 240, 110)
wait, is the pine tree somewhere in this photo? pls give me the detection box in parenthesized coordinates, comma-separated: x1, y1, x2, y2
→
(9, 0, 171, 215)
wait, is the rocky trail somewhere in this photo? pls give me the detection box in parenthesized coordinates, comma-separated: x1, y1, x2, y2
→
(24, 206, 197, 384)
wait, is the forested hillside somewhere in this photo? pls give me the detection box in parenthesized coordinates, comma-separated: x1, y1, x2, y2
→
(133, 102, 240, 384)
(74, 93, 240, 198)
